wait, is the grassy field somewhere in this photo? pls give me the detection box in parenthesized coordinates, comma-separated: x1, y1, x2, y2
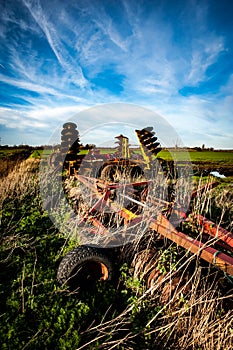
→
(157, 150, 233, 176)
(159, 149, 233, 162)
(99, 148, 233, 165)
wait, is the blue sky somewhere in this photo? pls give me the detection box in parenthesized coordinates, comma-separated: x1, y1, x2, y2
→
(0, 0, 232, 148)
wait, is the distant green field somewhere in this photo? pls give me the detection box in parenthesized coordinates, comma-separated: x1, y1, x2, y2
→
(158, 150, 233, 163)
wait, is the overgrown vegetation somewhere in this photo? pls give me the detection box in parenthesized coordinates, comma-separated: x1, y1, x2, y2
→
(0, 148, 34, 178)
(0, 158, 232, 349)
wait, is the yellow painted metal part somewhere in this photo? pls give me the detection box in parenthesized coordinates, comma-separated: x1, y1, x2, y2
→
(121, 208, 138, 221)
(138, 143, 151, 170)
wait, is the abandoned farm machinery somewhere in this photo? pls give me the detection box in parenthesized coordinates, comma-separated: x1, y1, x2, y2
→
(47, 122, 233, 290)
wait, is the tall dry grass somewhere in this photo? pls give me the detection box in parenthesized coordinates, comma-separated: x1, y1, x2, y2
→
(0, 158, 40, 206)
(0, 158, 40, 250)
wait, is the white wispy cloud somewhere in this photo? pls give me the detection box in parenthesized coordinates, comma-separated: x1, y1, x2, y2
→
(148, 93, 233, 148)
(0, 74, 59, 95)
(22, 0, 88, 89)
(0, 107, 47, 129)
(0, 104, 90, 146)
(0, 1, 41, 39)
(186, 37, 225, 86)
(92, 18, 128, 53)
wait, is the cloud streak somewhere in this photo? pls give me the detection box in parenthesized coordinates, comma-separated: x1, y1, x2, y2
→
(22, 0, 88, 88)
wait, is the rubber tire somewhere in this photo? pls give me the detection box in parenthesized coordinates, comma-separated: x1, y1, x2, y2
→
(57, 245, 114, 288)
(100, 164, 123, 182)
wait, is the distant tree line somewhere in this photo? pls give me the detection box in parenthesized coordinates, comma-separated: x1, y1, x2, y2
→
(0, 145, 44, 150)
(191, 146, 214, 151)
